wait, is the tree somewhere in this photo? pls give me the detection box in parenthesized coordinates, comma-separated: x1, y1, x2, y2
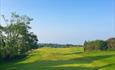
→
(0, 12, 38, 60)
(84, 40, 107, 52)
(106, 38, 115, 50)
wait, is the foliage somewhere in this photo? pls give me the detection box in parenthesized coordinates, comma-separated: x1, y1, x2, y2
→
(0, 13, 38, 60)
(38, 43, 82, 48)
(106, 38, 115, 50)
(84, 40, 108, 51)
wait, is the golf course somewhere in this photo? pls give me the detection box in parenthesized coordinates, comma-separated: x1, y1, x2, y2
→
(0, 0, 115, 70)
(0, 47, 115, 70)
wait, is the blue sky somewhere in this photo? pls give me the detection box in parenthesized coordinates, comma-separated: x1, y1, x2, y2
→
(0, 0, 115, 44)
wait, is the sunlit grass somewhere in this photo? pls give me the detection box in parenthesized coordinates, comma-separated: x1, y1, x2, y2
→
(0, 47, 115, 70)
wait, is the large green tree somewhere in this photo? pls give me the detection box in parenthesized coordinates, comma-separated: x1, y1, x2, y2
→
(0, 13, 38, 60)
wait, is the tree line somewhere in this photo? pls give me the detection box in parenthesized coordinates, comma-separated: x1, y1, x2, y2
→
(0, 13, 38, 60)
(37, 38, 115, 52)
(84, 38, 115, 51)
(38, 43, 82, 48)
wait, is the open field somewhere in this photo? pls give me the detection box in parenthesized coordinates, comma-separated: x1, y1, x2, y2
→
(0, 47, 115, 70)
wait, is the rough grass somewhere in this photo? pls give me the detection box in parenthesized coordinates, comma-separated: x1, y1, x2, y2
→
(0, 47, 115, 70)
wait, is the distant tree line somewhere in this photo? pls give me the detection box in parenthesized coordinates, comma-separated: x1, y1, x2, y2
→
(84, 38, 115, 51)
(0, 13, 38, 60)
(38, 37, 115, 51)
(38, 43, 82, 48)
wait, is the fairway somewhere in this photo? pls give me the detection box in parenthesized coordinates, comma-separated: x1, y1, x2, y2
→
(0, 47, 115, 70)
(1, 0, 114, 70)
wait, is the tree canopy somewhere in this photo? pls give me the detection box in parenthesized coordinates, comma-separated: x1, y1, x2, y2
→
(84, 38, 115, 51)
(0, 13, 38, 60)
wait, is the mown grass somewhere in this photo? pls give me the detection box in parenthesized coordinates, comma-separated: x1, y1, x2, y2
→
(0, 47, 115, 70)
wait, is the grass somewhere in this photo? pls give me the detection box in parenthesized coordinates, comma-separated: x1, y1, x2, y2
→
(0, 47, 115, 70)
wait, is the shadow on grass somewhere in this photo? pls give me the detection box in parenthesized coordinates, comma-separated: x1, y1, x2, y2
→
(2, 54, 115, 70)
(63, 52, 83, 55)
(72, 54, 115, 62)
(97, 63, 115, 69)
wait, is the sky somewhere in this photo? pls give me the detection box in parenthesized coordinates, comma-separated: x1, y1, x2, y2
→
(0, 0, 115, 44)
